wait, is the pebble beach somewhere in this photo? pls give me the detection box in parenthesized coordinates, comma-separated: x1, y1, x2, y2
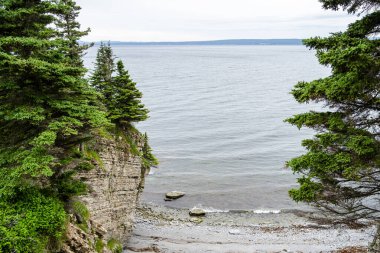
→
(125, 203, 375, 253)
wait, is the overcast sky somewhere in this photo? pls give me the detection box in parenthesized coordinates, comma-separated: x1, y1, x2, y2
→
(75, 0, 358, 42)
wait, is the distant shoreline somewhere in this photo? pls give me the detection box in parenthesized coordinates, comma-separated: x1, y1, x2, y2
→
(90, 39, 303, 46)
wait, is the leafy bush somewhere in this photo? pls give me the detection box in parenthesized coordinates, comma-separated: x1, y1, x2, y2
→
(0, 189, 67, 253)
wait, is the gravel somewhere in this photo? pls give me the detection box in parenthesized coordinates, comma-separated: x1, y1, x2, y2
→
(124, 203, 376, 253)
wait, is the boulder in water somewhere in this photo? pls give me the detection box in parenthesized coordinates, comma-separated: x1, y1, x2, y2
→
(165, 191, 185, 200)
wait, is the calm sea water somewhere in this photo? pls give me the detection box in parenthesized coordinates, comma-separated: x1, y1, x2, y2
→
(84, 45, 329, 211)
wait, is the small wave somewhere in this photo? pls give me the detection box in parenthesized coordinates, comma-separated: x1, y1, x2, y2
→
(192, 205, 229, 213)
(191, 205, 281, 214)
(253, 210, 281, 214)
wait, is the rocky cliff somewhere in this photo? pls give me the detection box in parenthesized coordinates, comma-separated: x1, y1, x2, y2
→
(62, 134, 145, 253)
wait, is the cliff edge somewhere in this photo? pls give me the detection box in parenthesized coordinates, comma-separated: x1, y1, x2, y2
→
(62, 133, 145, 253)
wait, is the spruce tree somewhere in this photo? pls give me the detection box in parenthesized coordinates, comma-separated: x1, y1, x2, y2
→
(91, 41, 115, 100)
(55, 0, 93, 66)
(0, 0, 107, 251)
(141, 133, 159, 172)
(286, 0, 379, 249)
(91, 44, 149, 126)
(109, 60, 149, 125)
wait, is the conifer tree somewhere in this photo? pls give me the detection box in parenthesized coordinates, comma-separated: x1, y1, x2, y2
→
(0, 0, 107, 251)
(286, 0, 379, 250)
(91, 41, 115, 99)
(141, 133, 159, 171)
(109, 60, 149, 125)
(91, 44, 149, 126)
(55, 0, 93, 66)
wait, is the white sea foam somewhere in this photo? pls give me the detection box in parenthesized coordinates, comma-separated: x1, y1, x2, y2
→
(253, 210, 281, 214)
(192, 205, 281, 214)
(192, 205, 229, 213)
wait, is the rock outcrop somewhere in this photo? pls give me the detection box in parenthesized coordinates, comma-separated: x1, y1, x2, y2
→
(63, 134, 145, 253)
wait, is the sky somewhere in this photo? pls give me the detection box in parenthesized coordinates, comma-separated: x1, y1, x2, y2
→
(75, 0, 358, 42)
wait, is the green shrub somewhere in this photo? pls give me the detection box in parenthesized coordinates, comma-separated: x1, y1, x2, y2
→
(72, 201, 90, 223)
(95, 238, 104, 253)
(54, 171, 88, 199)
(107, 238, 123, 253)
(0, 189, 67, 253)
(76, 161, 95, 171)
(84, 149, 104, 170)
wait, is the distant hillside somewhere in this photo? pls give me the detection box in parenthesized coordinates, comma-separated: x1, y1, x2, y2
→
(93, 39, 303, 46)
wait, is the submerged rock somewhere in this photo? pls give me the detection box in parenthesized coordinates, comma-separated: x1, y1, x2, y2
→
(189, 208, 206, 217)
(165, 191, 185, 200)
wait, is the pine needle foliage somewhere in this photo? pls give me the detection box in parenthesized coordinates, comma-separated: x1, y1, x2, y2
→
(142, 133, 159, 171)
(109, 60, 149, 125)
(0, 0, 107, 251)
(286, 0, 380, 221)
(91, 43, 149, 126)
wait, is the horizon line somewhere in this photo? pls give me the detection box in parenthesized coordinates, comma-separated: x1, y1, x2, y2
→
(85, 39, 304, 46)
(88, 38, 304, 43)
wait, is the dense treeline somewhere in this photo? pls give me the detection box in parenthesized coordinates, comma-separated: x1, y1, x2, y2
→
(287, 0, 380, 250)
(0, 0, 155, 252)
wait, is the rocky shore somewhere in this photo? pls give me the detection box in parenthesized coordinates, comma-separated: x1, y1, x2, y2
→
(125, 203, 375, 253)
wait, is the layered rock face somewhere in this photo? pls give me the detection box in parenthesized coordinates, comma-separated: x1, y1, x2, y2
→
(63, 136, 144, 253)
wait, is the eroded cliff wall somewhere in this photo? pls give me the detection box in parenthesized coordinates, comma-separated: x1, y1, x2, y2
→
(63, 135, 144, 253)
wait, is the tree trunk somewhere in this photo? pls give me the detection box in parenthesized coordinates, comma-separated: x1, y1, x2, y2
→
(369, 224, 380, 253)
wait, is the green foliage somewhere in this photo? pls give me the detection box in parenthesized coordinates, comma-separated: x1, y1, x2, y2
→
(286, 1, 380, 220)
(0, 1, 154, 252)
(91, 41, 116, 97)
(77, 223, 89, 233)
(0, 189, 67, 253)
(318, 0, 378, 13)
(112, 125, 141, 156)
(55, 0, 93, 67)
(0, 0, 108, 195)
(108, 60, 149, 124)
(95, 238, 104, 253)
(72, 201, 90, 222)
(142, 133, 159, 171)
(107, 238, 123, 253)
(76, 161, 95, 171)
(91, 43, 149, 126)
(0, 0, 108, 251)
(52, 170, 88, 200)
(84, 148, 104, 169)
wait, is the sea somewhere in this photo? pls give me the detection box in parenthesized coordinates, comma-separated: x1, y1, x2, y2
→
(83, 45, 329, 212)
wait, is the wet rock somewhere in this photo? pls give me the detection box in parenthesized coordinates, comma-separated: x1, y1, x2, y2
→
(189, 208, 206, 217)
(165, 191, 185, 200)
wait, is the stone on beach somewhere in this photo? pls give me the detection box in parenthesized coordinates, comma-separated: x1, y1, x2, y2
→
(189, 208, 206, 217)
(165, 191, 186, 200)
(190, 217, 204, 224)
